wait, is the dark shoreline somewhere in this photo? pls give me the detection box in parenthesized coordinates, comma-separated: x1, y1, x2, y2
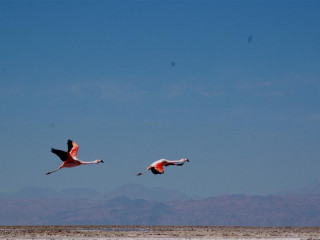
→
(1, 225, 320, 239)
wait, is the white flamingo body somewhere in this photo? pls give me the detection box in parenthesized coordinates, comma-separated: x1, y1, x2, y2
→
(46, 139, 103, 175)
(137, 158, 189, 176)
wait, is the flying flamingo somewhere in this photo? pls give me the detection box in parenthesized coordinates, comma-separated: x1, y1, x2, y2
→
(137, 158, 189, 176)
(46, 139, 103, 175)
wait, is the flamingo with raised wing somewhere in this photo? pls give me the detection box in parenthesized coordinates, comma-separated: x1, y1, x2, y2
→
(137, 158, 189, 176)
(46, 139, 103, 175)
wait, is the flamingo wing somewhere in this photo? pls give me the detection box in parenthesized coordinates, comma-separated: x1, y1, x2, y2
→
(151, 162, 164, 174)
(51, 148, 69, 162)
(68, 139, 79, 159)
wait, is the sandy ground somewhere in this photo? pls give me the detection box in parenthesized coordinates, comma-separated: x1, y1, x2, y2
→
(1, 226, 320, 239)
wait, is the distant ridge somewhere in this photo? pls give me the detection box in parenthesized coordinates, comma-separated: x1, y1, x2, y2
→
(104, 183, 192, 201)
(1, 194, 320, 226)
(0, 184, 194, 202)
(3, 178, 320, 202)
(2, 181, 320, 225)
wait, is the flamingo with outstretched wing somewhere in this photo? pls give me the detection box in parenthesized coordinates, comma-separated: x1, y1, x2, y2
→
(46, 139, 103, 175)
(137, 158, 189, 176)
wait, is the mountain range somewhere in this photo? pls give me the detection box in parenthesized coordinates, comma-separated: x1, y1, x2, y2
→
(1, 182, 320, 226)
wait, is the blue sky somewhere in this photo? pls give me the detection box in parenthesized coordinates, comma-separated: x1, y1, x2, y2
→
(1, 0, 320, 197)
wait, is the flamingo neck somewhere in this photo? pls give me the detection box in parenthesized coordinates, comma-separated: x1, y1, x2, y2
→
(170, 159, 184, 163)
(79, 160, 99, 165)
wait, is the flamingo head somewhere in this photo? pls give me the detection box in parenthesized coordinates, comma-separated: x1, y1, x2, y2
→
(95, 159, 104, 164)
(181, 158, 189, 162)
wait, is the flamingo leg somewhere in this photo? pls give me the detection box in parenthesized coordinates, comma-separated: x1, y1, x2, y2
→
(45, 167, 62, 175)
(137, 169, 149, 176)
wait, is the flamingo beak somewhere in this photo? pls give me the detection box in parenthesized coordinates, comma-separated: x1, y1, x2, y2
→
(101, 160, 104, 163)
(187, 159, 189, 162)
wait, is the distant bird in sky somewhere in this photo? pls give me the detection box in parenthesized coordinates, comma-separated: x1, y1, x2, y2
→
(137, 158, 189, 176)
(248, 35, 253, 43)
(46, 139, 103, 175)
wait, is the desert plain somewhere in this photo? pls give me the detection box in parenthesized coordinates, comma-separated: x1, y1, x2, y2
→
(1, 225, 320, 240)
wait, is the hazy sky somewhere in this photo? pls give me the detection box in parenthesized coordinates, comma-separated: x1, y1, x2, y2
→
(1, 0, 320, 197)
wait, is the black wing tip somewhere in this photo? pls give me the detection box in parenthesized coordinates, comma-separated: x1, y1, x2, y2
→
(151, 167, 162, 175)
(51, 148, 68, 161)
(67, 139, 74, 152)
(51, 148, 60, 154)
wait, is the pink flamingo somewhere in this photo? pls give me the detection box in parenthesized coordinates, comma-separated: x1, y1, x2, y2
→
(137, 158, 189, 176)
(46, 139, 103, 175)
